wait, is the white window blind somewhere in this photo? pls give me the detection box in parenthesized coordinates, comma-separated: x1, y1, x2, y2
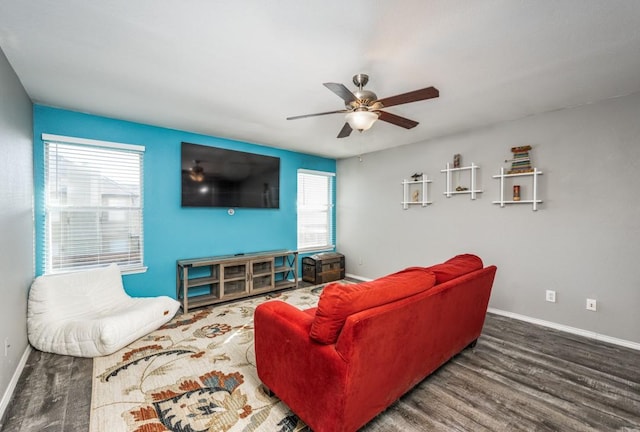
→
(43, 134, 145, 274)
(297, 169, 335, 251)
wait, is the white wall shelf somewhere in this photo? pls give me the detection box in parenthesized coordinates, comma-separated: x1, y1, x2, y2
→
(401, 176, 432, 209)
(492, 167, 543, 211)
(441, 163, 482, 200)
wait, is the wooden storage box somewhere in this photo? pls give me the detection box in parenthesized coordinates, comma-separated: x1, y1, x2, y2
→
(302, 252, 345, 284)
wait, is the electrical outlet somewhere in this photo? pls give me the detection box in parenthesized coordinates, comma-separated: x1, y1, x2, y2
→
(586, 298, 597, 311)
(545, 290, 556, 303)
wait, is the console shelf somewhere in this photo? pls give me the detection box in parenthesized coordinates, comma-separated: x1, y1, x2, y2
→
(176, 250, 298, 313)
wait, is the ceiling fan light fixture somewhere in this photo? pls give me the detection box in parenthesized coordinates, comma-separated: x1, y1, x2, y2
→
(345, 110, 379, 132)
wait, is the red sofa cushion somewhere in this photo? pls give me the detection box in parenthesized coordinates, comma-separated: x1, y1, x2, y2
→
(309, 267, 436, 345)
(428, 254, 484, 284)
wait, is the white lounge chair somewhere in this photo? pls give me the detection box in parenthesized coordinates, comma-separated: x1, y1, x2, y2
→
(27, 264, 180, 357)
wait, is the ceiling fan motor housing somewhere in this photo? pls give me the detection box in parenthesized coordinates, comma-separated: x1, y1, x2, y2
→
(348, 74, 380, 110)
(348, 89, 378, 110)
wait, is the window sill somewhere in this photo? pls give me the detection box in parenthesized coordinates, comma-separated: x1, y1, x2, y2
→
(298, 246, 336, 254)
(121, 266, 148, 275)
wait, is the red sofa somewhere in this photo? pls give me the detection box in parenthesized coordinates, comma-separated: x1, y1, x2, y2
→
(254, 254, 497, 432)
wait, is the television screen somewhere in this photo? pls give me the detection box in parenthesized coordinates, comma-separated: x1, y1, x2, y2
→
(181, 142, 280, 208)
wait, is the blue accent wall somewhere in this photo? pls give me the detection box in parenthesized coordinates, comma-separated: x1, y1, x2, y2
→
(33, 105, 336, 297)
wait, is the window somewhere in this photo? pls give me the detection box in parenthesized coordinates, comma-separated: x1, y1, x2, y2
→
(42, 134, 145, 274)
(297, 169, 335, 251)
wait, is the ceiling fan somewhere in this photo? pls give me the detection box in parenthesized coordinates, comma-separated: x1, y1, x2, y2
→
(287, 74, 439, 138)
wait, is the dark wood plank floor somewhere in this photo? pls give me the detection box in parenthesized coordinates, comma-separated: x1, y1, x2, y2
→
(1, 349, 92, 432)
(363, 314, 640, 431)
(2, 313, 639, 431)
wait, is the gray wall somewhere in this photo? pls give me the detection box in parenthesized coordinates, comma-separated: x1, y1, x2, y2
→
(337, 91, 640, 345)
(0, 48, 33, 406)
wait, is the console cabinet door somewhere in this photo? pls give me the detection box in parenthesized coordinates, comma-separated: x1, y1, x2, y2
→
(221, 261, 249, 298)
(251, 258, 275, 293)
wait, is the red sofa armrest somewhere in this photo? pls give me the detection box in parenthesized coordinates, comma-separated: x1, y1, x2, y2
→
(254, 300, 348, 427)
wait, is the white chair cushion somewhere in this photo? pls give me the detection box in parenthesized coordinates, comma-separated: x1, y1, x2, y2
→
(27, 264, 180, 357)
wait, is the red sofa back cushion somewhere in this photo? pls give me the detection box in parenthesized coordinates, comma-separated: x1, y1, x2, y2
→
(309, 267, 436, 345)
(428, 254, 483, 284)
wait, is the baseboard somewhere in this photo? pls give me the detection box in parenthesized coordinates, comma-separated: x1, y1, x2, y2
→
(0, 345, 31, 423)
(488, 308, 640, 351)
(344, 274, 640, 351)
(345, 272, 371, 281)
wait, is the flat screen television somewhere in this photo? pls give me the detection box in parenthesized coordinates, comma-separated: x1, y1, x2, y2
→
(181, 142, 280, 208)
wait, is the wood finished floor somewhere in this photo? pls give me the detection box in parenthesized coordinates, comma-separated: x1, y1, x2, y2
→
(2, 313, 639, 432)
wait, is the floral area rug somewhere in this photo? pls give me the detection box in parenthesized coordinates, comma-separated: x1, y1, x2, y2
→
(90, 284, 327, 432)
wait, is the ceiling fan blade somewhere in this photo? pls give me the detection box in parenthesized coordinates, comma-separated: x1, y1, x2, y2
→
(337, 122, 353, 138)
(375, 86, 439, 108)
(323, 83, 358, 103)
(377, 111, 419, 129)
(287, 109, 348, 120)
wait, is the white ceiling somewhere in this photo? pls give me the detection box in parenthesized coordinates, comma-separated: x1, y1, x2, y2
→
(1, 1, 640, 159)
